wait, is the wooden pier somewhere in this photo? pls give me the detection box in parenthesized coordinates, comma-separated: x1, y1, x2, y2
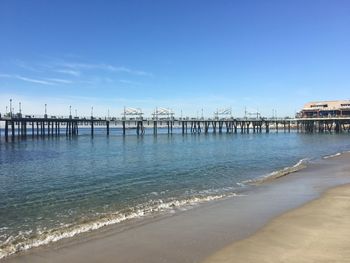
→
(0, 116, 350, 141)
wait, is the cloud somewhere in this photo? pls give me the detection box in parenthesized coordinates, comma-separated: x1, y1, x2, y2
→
(0, 73, 73, 85)
(12, 59, 43, 73)
(44, 78, 73, 84)
(0, 73, 55, 85)
(109, 66, 152, 77)
(119, 79, 142, 85)
(61, 62, 153, 77)
(55, 69, 81, 77)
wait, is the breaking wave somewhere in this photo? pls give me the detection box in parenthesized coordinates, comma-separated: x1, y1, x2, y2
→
(242, 158, 309, 185)
(323, 152, 342, 159)
(0, 192, 239, 259)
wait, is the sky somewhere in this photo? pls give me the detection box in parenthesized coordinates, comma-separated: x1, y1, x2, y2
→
(0, 0, 349, 118)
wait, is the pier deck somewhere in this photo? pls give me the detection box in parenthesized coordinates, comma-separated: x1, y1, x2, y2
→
(0, 116, 350, 141)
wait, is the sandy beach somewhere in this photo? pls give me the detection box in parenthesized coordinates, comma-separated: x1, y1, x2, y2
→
(3, 153, 350, 263)
(204, 183, 350, 263)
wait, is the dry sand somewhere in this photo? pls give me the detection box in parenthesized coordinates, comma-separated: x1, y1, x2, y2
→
(204, 184, 350, 263)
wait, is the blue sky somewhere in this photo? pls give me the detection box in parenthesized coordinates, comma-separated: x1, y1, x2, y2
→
(0, 0, 349, 117)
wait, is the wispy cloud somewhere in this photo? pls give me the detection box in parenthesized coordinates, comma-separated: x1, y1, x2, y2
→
(61, 62, 153, 77)
(110, 66, 152, 77)
(0, 73, 73, 85)
(0, 73, 55, 85)
(119, 79, 142, 85)
(55, 69, 81, 77)
(17, 76, 54, 85)
(12, 59, 43, 73)
(44, 78, 73, 84)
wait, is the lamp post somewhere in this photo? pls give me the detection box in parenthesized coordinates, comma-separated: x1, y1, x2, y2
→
(9, 99, 12, 118)
(69, 105, 72, 119)
(44, 104, 47, 118)
(91, 106, 94, 119)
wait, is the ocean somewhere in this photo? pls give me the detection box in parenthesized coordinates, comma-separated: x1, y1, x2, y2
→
(1, 128, 350, 258)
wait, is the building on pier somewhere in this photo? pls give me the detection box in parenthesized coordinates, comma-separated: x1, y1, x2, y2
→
(299, 100, 350, 118)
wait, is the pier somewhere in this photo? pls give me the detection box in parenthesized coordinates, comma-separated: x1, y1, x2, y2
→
(1, 115, 350, 141)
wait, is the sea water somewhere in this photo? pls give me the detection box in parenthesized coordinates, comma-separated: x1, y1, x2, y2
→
(1, 129, 350, 258)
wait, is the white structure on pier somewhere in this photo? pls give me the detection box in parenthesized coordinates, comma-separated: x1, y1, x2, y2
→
(122, 107, 143, 119)
(152, 107, 174, 120)
(214, 107, 232, 119)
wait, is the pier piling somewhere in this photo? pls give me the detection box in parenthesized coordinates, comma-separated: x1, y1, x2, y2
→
(1, 116, 349, 141)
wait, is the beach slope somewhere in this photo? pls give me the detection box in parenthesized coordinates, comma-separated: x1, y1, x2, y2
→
(204, 184, 350, 263)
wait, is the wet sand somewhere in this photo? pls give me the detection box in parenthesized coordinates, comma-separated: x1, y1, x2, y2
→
(204, 184, 350, 263)
(3, 153, 350, 263)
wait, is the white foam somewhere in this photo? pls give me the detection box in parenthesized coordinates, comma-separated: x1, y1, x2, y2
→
(323, 152, 342, 159)
(242, 158, 309, 185)
(0, 192, 239, 259)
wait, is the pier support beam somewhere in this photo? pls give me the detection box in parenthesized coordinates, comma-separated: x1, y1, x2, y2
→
(11, 121, 15, 138)
(154, 121, 158, 135)
(265, 121, 270, 133)
(5, 121, 8, 141)
(212, 122, 216, 133)
(136, 121, 144, 135)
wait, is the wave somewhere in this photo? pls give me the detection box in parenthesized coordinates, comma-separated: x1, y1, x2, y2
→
(242, 158, 309, 185)
(0, 192, 239, 260)
(323, 152, 342, 159)
(3, 150, 349, 259)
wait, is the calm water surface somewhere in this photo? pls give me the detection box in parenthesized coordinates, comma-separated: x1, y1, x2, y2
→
(1, 129, 350, 257)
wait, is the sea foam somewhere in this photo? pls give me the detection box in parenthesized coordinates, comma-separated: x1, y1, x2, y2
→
(323, 152, 342, 159)
(242, 158, 309, 185)
(0, 192, 239, 259)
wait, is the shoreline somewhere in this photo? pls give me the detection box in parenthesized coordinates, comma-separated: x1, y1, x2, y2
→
(203, 183, 350, 263)
(0, 149, 310, 259)
(3, 152, 350, 262)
